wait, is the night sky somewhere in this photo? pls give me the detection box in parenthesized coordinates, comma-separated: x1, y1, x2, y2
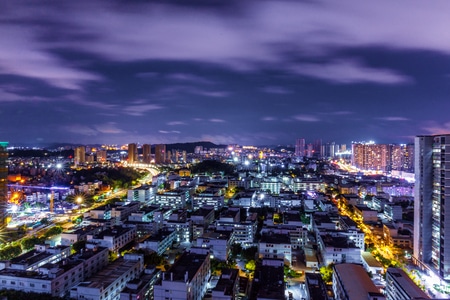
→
(1, 1, 450, 146)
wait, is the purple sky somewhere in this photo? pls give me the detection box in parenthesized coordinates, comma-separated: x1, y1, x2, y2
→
(1, 0, 450, 146)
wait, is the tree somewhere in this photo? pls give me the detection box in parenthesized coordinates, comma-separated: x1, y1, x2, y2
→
(245, 260, 256, 272)
(242, 246, 258, 261)
(21, 237, 43, 251)
(72, 240, 87, 254)
(319, 264, 334, 283)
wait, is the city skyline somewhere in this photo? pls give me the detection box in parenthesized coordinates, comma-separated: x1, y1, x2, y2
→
(1, 1, 450, 146)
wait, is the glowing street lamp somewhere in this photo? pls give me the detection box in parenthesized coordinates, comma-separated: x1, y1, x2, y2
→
(76, 197, 83, 213)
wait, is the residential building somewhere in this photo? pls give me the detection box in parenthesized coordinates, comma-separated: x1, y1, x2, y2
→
(139, 228, 177, 255)
(86, 226, 137, 252)
(259, 233, 292, 264)
(385, 267, 430, 300)
(0, 142, 7, 227)
(128, 143, 138, 163)
(74, 146, 86, 166)
(211, 269, 240, 300)
(295, 138, 305, 157)
(154, 144, 166, 164)
(154, 249, 211, 300)
(70, 253, 144, 300)
(155, 190, 188, 208)
(333, 264, 385, 300)
(142, 143, 151, 164)
(414, 134, 450, 280)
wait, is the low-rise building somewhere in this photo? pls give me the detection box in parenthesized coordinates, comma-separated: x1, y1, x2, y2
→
(87, 226, 137, 252)
(154, 249, 211, 300)
(385, 267, 430, 300)
(139, 228, 177, 256)
(333, 264, 385, 300)
(259, 233, 292, 264)
(211, 268, 240, 300)
(70, 253, 144, 300)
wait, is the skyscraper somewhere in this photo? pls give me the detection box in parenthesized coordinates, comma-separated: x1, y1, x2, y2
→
(142, 144, 151, 164)
(351, 142, 388, 171)
(128, 143, 138, 163)
(295, 138, 305, 157)
(155, 144, 166, 164)
(414, 135, 450, 280)
(74, 146, 86, 166)
(0, 142, 8, 227)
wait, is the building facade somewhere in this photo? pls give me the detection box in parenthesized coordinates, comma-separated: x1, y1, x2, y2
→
(414, 134, 450, 280)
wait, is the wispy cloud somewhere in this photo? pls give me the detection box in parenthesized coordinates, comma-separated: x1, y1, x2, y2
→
(123, 104, 164, 116)
(209, 118, 226, 123)
(293, 114, 320, 122)
(291, 59, 412, 85)
(94, 122, 125, 134)
(159, 130, 181, 134)
(262, 116, 277, 121)
(166, 73, 214, 85)
(377, 116, 410, 121)
(261, 86, 293, 94)
(167, 121, 186, 126)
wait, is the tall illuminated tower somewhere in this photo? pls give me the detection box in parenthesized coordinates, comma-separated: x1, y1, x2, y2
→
(295, 138, 305, 157)
(142, 144, 151, 164)
(414, 135, 450, 280)
(155, 144, 166, 164)
(0, 142, 8, 227)
(74, 146, 86, 166)
(128, 143, 138, 163)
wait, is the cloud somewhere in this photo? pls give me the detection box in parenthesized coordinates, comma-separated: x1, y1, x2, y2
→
(63, 124, 98, 136)
(159, 130, 181, 134)
(1, 1, 447, 87)
(293, 114, 320, 122)
(94, 122, 125, 134)
(123, 104, 164, 116)
(261, 86, 293, 94)
(0, 25, 102, 90)
(262, 116, 277, 121)
(166, 73, 214, 85)
(209, 118, 226, 123)
(377, 116, 410, 121)
(291, 59, 412, 84)
(421, 122, 450, 135)
(167, 121, 186, 126)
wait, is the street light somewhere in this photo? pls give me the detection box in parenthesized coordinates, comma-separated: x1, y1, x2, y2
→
(76, 197, 83, 213)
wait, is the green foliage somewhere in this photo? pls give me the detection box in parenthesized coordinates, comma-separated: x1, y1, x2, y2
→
(242, 246, 258, 261)
(245, 259, 256, 271)
(0, 245, 22, 260)
(284, 264, 302, 278)
(42, 226, 63, 238)
(319, 264, 334, 283)
(72, 240, 87, 254)
(72, 167, 146, 189)
(230, 243, 243, 258)
(211, 259, 236, 275)
(21, 237, 43, 251)
(191, 160, 236, 176)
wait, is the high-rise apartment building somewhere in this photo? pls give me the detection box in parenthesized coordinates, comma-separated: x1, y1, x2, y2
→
(142, 144, 151, 164)
(351, 142, 388, 172)
(155, 144, 166, 164)
(128, 143, 138, 163)
(96, 150, 107, 163)
(295, 138, 305, 157)
(414, 135, 450, 280)
(0, 142, 7, 227)
(74, 146, 86, 166)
